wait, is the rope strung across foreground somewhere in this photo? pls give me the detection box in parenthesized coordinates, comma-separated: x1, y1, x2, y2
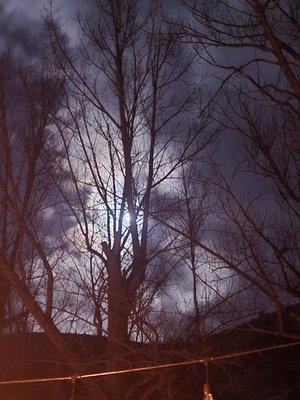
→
(0, 340, 299, 386)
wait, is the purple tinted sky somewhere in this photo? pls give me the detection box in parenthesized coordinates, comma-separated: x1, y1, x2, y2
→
(0, 0, 90, 55)
(0, 0, 284, 324)
(0, 0, 264, 205)
(0, 0, 180, 57)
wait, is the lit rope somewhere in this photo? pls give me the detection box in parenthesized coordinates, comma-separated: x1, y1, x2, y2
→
(0, 340, 299, 386)
(70, 375, 77, 400)
(203, 361, 214, 400)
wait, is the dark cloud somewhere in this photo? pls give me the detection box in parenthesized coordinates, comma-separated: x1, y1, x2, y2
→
(0, 0, 44, 57)
(0, 0, 93, 58)
(0, 0, 185, 60)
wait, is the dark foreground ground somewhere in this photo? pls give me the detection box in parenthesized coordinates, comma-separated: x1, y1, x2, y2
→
(0, 309, 299, 399)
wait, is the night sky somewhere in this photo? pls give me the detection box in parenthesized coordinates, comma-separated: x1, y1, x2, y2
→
(0, 0, 293, 320)
(0, 2, 299, 399)
(0, 0, 179, 55)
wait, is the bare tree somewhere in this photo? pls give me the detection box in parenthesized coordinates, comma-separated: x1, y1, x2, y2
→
(0, 49, 59, 331)
(177, 0, 300, 334)
(45, 0, 213, 397)
(0, 47, 107, 399)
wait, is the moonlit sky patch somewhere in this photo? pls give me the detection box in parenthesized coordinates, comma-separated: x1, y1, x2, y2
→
(0, 0, 288, 335)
